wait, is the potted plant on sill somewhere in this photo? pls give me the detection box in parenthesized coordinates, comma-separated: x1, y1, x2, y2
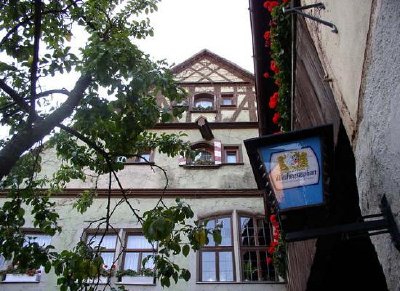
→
(116, 268, 155, 284)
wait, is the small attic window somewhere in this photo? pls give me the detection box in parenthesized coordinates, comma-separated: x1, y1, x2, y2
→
(221, 93, 236, 107)
(193, 93, 214, 110)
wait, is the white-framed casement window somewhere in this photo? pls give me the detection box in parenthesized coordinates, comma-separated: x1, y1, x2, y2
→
(198, 212, 278, 283)
(199, 216, 235, 282)
(2, 232, 52, 283)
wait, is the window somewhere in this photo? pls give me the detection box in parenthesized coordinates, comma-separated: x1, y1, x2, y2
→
(199, 217, 234, 282)
(188, 143, 215, 166)
(122, 234, 156, 273)
(193, 93, 214, 110)
(125, 150, 154, 164)
(240, 216, 275, 281)
(83, 230, 156, 285)
(2, 232, 52, 283)
(221, 94, 235, 107)
(223, 146, 241, 164)
(198, 213, 277, 283)
(86, 233, 117, 268)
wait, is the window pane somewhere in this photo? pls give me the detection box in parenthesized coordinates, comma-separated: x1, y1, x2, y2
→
(87, 234, 117, 249)
(201, 252, 216, 281)
(226, 151, 237, 163)
(195, 100, 213, 108)
(242, 251, 258, 281)
(124, 253, 139, 271)
(257, 219, 270, 246)
(218, 217, 232, 246)
(222, 98, 233, 105)
(240, 217, 255, 246)
(101, 252, 114, 268)
(205, 220, 216, 246)
(259, 250, 276, 281)
(142, 252, 155, 269)
(219, 252, 234, 281)
(139, 153, 150, 162)
(126, 235, 153, 249)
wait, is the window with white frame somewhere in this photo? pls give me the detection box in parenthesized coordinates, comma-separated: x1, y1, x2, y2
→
(198, 213, 277, 283)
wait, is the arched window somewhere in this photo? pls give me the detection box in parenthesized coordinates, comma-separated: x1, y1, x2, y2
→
(193, 93, 214, 110)
(189, 142, 215, 165)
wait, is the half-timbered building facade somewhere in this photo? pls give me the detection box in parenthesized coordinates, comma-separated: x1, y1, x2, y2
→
(0, 50, 286, 291)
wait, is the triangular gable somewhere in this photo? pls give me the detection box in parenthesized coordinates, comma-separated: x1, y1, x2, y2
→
(172, 49, 254, 83)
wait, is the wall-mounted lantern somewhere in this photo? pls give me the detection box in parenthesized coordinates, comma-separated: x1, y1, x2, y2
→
(245, 124, 400, 251)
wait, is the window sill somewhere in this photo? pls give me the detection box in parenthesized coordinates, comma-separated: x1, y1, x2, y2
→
(221, 163, 244, 166)
(190, 110, 218, 113)
(124, 162, 155, 166)
(2, 274, 40, 283)
(116, 275, 155, 285)
(196, 280, 285, 284)
(181, 164, 221, 169)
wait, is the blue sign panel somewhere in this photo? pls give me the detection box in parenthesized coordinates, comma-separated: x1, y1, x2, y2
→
(258, 136, 323, 210)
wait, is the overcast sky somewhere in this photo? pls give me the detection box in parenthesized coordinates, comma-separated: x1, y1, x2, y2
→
(136, 0, 255, 73)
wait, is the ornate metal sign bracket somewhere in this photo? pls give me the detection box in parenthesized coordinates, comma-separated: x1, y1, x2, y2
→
(285, 195, 400, 252)
(283, 3, 338, 33)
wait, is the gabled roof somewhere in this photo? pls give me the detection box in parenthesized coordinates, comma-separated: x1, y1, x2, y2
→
(171, 49, 254, 83)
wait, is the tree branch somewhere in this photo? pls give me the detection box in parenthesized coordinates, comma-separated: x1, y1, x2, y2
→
(0, 79, 30, 112)
(0, 74, 91, 181)
(28, 0, 43, 124)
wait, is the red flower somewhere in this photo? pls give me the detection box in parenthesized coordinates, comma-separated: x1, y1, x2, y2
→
(269, 96, 278, 109)
(271, 241, 279, 247)
(268, 246, 276, 254)
(270, 214, 277, 224)
(283, 0, 290, 3)
(263, 72, 270, 79)
(272, 112, 280, 124)
(270, 60, 279, 74)
(275, 78, 281, 86)
(263, 30, 271, 41)
(263, 1, 279, 12)
(266, 256, 273, 265)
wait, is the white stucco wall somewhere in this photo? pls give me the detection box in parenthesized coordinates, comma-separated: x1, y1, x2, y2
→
(301, 0, 400, 289)
(301, 0, 373, 137)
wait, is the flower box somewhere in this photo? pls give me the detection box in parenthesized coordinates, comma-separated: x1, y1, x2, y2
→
(120, 275, 154, 285)
(3, 273, 40, 282)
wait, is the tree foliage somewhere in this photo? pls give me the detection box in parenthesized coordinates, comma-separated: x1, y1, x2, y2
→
(0, 0, 220, 289)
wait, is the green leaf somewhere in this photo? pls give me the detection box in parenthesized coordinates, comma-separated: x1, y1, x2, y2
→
(182, 244, 190, 257)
